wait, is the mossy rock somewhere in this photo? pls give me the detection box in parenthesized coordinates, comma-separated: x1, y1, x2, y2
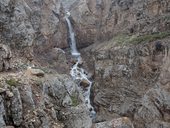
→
(6, 78, 20, 87)
(70, 94, 79, 107)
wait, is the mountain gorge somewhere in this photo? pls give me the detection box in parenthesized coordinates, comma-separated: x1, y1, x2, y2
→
(0, 0, 170, 128)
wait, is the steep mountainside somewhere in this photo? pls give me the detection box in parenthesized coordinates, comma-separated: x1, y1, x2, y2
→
(0, 0, 170, 128)
(70, 0, 170, 48)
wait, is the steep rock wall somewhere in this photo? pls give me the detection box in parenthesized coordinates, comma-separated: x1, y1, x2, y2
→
(69, 0, 170, 48)
(0, 0, 68, 57)
(82, 37, 170, 128)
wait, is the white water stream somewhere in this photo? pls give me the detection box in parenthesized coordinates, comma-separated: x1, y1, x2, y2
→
(66, 15, 80, 56)
(66, 12, 96, 118)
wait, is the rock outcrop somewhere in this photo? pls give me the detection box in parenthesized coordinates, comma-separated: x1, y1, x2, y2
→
(0, 70, 93, 128)
(82, 37, 170, 128)
(94, 117, 134, 128)
(0, 0, 68, 60)
(65, 0, 170, 48)
(1, 0, 170, 128)
(0, 44, 12, 71)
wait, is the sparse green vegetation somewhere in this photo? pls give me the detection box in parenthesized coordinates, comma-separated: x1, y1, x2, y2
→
(70, 94, 79, 107)
(113, 34, 132, 44)
(39, 67, 52, 74)
(6, 78, 20, 87)
(0, 83, 2, 87)
(114, 31, 170, 45)
(129, 32, 170, 44)
(32, 78, 42, 86)
(102, 31, 170, 49)
(163, 15, 170, 21)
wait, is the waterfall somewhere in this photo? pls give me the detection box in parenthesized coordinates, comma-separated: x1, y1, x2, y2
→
(66, 16, 80, 56)
(66, 13, 96, 118)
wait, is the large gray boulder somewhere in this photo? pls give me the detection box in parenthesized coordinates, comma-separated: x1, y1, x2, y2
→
(64, 104, 93, 128)
(94, 117, 134, 128)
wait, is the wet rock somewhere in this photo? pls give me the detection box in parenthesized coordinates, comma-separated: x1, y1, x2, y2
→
(80, 79, 90, 88)
(94, 117, 134, 128)
(43, 75, 67, 103)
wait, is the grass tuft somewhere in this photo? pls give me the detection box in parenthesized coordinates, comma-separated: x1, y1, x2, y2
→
(129, 32, 170, 44)
(6, 78, 19, 87)
(114, 31, 170, 45)
(70, 94, 79, 107)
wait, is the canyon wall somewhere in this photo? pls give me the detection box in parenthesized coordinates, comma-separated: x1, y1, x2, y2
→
(0, 0, 68, 56)
(69, 0, 170, 48)
(1, 0, 170, 128)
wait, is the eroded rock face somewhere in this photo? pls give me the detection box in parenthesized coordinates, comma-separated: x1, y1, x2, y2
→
(0, 44, 12, 71)
(82, 38, 170, 127)
(66, 0, 170, 48)
(64, 105, 92, 128)
(0, 0, 68, 57)
(94, 117, 134, 128)
(0, 72, 91, 128)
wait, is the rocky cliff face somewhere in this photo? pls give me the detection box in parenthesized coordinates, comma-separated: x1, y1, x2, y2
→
(0, 0, 71, 73)
(81, 37, 170, 128)
(1, 0, 170, 128)
(0, 69, 94, 128)
(69, 0, 170, 48)
(0, 0, 68, 59)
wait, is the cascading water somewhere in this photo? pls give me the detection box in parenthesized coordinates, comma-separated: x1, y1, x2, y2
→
(66, 12, 80, 56)
(66, 12, 96, 118)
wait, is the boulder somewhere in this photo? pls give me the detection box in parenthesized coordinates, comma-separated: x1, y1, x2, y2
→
(64, 104, 92, 128)
(26, 67, 45, 77)
(94, 117, 134, 128)
(43, 75, 68, 102)
(80, 79, 90, 88)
